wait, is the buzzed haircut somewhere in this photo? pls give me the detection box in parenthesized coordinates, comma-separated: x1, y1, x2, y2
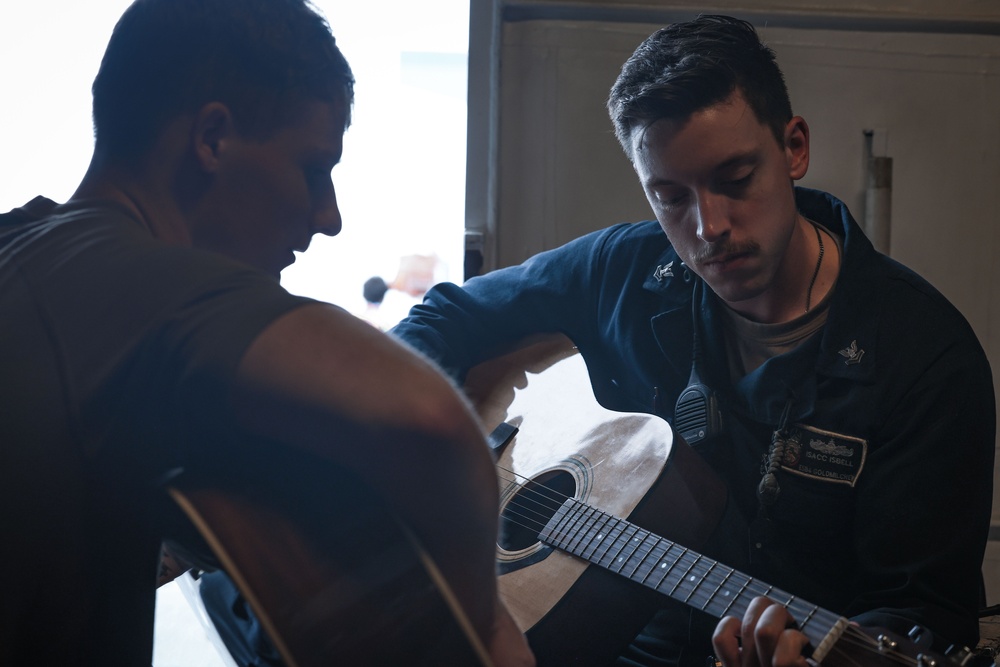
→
(91, 0, 355, 161)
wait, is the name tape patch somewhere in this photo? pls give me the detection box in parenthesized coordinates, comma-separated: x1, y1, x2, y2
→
(779, 423, 867, 487)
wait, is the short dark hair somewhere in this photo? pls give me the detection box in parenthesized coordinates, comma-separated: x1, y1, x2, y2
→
(92, 0, 355, 161)
(607, 15, 792, 157)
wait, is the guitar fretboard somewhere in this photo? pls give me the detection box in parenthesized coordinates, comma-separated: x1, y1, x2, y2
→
(539, 498, 850, 662)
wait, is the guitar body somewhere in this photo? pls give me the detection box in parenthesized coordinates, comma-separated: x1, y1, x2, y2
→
(465, 335, 728, 665)
(166, 449, 488, 667)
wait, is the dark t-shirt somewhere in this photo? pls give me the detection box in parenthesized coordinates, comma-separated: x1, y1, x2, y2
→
(0, 197, 314, 665)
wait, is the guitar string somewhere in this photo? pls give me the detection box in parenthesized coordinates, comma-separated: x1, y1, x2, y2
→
(494, 465, 728, 590)
(493, 465, 923, 667)
(495, 469, 820, 617)
(495, 467, 920, 667)
(493, 466, 838, 623)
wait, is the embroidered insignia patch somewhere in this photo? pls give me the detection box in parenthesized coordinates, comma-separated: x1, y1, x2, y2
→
(653, 261, 674, 281)
(778, 423, 867, 486)
(838, 340, 864, 365)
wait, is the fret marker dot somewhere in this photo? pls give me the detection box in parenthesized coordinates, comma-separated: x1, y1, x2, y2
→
(689, 575, 696, 582)
(722, 591, 730, 597)
(597, 534, 603, 539)
(618, 557, 624, 563)
(660, 563, 667, 569)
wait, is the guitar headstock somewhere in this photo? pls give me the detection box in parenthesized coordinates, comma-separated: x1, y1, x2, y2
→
(824, 624, 991, 667)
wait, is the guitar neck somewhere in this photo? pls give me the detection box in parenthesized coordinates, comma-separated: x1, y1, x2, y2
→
(540, 498, 850, 663)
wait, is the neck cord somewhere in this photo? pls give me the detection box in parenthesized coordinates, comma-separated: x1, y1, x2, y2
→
(804, 223, 824, 312)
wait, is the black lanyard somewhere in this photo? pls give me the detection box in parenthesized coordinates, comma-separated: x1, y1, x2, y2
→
(749, 397, 794, 563)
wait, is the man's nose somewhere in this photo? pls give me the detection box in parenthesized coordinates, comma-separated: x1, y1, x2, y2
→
(314, 184, 342, 237)
(694, 192, 730, 243)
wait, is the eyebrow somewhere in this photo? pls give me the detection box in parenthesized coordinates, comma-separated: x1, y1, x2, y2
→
(715, 151, 758, 173)
(645, 150, 759, 188)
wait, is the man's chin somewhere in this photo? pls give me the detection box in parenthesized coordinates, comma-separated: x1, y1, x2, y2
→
(705, 281, 766, 308)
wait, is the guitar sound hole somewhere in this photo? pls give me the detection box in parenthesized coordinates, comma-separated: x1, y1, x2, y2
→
(498, 471, 576, 551)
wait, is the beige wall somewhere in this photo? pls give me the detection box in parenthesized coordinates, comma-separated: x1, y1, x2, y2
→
(500, 0, 1000, 24)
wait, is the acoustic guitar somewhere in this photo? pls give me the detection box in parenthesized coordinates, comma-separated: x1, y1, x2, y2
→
(464, 334, 984, 667)
(165, 441, 491, 666)
(163, 333, 982, 666)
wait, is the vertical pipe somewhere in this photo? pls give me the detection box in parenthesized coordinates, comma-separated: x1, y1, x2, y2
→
(863, 129, 893, 255)
(465, 0, 502, 278)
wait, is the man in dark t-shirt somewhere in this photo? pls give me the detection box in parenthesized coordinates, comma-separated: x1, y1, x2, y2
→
(0, 1, 533, 665)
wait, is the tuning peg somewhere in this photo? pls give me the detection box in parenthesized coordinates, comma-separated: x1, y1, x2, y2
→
(943, 644, 973, 666)
(909, 625, 933, 648)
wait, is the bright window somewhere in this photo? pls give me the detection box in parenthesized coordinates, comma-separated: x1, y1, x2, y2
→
(0, 0, 469, 326)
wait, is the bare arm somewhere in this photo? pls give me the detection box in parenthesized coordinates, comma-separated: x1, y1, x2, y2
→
(230, 303, 506, 652)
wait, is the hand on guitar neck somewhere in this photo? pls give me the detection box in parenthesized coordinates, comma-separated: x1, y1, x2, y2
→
(711, 598, 988, 667)
(713, 596, 814, 667)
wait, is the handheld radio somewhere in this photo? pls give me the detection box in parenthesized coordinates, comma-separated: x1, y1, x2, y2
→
(672, 284, 724, 445)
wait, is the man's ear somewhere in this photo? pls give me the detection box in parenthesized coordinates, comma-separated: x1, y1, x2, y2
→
(191, 102, 235, 172)
(784, 116, 810, 181)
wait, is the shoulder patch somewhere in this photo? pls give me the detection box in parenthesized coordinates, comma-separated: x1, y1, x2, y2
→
(779, 423, 867, 486)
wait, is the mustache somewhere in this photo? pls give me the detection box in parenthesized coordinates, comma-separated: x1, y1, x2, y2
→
(692, 240, 759, 264)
